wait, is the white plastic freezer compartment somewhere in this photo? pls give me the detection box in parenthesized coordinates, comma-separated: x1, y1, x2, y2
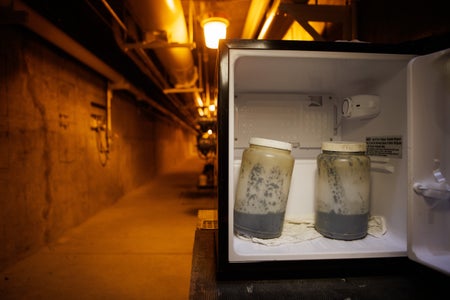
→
(221, 44, 450, 275)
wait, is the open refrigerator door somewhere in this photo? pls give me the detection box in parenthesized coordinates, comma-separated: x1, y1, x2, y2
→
(407, 48, 450, 275)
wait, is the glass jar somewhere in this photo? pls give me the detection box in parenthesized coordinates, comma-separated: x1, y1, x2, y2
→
(315, 141, 371, 240)
(234, 137, 294, 239)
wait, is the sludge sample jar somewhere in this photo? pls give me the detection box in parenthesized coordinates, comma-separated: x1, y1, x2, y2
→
(315, 141, 371, 240)
(234, 137, 294, 239)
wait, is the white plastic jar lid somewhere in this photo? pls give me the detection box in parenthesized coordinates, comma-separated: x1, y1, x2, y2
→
(322, 141, 366, 152)
(249, 137, 293, 151)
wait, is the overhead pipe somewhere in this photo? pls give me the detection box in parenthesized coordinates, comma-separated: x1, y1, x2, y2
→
(257, 0, 281, 39)
(105, 0, 198, 125)
(112, 27, 197, 126)
(241, 0, 272, 39)
(102, 0, 170, 90)
(13, 0, 195, 131)
(126, 0, 198, 90)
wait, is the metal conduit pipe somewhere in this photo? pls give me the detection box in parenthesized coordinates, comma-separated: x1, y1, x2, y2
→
(105, 0, 201, 126)
(132, 47, 194, 119)
(241, 0, 272, 39)
(14, 0, 195, 131)
(126, 0, 197, 89)
(258, 0, 281, 39)
(111, 23, 187, 111)
(105, 1, 196, 126)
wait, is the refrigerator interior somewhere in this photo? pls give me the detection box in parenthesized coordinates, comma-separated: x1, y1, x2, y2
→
(227, 49, 417, 262)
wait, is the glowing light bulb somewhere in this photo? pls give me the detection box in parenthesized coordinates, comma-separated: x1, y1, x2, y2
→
(202, 17, 229, 49)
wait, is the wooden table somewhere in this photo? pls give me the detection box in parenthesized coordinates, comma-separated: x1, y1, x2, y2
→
(190, 229, 449, 299)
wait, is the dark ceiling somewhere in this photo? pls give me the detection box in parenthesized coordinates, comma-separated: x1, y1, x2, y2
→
(13, 0, 450, 130)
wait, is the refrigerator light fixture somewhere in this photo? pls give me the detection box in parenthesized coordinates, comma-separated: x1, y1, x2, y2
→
(342, 94, 381, 120)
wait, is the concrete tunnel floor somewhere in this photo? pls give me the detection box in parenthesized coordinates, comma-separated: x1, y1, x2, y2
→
(0, 156, 218, 300)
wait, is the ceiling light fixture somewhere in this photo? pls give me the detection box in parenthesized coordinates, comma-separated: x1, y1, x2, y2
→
(201, 17, 229, 49)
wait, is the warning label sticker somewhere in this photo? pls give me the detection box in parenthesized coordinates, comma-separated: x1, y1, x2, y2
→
(366, 136, 402, 158)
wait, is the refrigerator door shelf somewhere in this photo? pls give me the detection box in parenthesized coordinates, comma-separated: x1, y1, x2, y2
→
(413, 182, 450, 205)
(407, 48, 450, 275)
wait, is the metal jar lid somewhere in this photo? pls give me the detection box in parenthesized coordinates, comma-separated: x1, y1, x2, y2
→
(321, 141, 366, 152)
(249, 137, 293, 151)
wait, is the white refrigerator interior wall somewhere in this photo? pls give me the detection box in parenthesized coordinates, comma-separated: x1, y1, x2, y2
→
(227, 49, 417, 261)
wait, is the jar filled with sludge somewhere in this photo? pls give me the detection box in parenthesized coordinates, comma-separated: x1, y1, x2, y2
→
(234, 137, 294, 239)
(315, 141, 371, 240)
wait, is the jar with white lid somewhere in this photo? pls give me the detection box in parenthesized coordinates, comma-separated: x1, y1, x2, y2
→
(234, 137, 294, 239)
(315, 141, 371, 240)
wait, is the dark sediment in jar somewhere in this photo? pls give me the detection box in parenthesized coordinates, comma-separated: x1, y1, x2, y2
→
(315, 210, 369, 240)
(234, 210, 285, 239)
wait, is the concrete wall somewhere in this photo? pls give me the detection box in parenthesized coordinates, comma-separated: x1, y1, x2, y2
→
(0, 27, 197, 270)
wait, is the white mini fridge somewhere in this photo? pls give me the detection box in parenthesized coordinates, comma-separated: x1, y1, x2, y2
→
(216, 38, 450, 279)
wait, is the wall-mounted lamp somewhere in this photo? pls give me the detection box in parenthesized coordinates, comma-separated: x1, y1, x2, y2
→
(201, 17, 229, 49)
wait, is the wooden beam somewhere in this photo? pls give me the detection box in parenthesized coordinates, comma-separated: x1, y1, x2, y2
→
(294, 16, 325, 41)
(278, 3, 354, 41)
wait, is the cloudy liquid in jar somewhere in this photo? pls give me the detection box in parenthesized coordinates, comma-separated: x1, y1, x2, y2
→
(234, 137, 294, 239)
(315, 141, 371, 240)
